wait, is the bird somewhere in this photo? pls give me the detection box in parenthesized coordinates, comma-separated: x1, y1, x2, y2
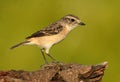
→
(10, 14, 85, 63)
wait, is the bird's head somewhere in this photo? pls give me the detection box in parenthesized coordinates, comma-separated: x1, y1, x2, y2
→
(60, 14, 85, 30)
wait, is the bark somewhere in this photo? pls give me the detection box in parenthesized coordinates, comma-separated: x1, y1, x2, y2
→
(0, 62, 108, 82)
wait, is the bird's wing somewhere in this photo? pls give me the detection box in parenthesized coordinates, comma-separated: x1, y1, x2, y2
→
(26, 22, 63, 39)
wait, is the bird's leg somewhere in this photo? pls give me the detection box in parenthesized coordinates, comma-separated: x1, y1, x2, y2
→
(40, 49, 48, 64)
(45, 48, 59, 63)
(46, 53, 59, 63)
(46, 53, 56, 61)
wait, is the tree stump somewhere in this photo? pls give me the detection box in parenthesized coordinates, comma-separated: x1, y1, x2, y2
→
(0, 62, 108, 82)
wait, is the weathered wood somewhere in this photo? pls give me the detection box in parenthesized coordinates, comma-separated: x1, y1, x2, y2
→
(0, 62, 108, 82)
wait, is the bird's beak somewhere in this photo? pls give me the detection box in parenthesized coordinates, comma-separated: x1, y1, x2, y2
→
(79, 22, 85, 26)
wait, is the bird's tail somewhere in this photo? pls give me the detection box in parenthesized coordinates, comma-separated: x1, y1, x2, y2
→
(10, 41, 30, 49)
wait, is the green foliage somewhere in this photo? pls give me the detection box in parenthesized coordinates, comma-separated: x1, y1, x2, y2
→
(0, 0, 120, 82)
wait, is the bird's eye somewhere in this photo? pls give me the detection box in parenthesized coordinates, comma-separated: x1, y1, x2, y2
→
(71, 19, 75, 22)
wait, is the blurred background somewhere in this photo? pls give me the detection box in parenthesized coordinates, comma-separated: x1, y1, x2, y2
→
(0, 0, 120, 81)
